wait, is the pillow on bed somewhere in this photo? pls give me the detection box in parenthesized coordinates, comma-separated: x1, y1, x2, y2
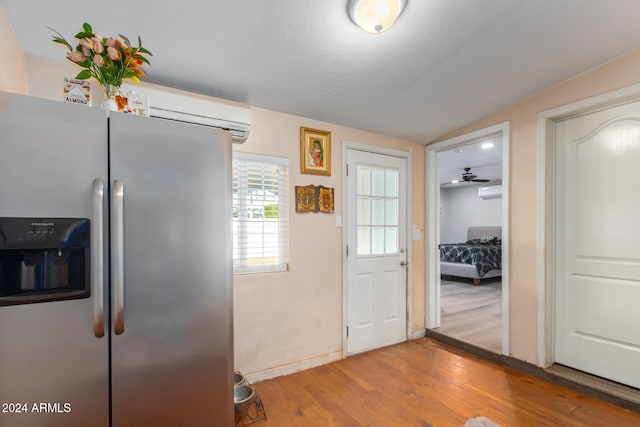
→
(466, 236, 501, 245)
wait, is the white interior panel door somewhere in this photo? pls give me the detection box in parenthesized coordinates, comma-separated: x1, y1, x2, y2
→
(554, 100, 640, 388)
(346, 149, 407, 355)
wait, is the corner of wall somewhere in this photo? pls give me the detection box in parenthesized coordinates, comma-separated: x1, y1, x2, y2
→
(0, 6, 27, 94)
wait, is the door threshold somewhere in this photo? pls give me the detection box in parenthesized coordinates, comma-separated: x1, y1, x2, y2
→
(425, 329, 502, 363)
(545, 364, 640, 410)
(426, 329, 640, 413)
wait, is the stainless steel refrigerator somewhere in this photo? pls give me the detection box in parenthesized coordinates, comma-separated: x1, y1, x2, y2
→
(0, 92, 234, 426)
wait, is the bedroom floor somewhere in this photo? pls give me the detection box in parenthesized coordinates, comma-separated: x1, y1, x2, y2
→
(438, 276, 502, 353)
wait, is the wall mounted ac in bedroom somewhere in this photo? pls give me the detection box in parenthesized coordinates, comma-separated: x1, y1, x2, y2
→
(120, 82, 252, 143)
(478, 185, 502, 200)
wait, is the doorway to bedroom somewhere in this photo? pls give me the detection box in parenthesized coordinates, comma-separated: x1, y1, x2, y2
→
(425, 122, 510, 355)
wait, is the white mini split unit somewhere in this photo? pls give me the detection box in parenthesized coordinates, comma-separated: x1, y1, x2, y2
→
(120, 82, 251, 143)
(478, 184, 502, 200)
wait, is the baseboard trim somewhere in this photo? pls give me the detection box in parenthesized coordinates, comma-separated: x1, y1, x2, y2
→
(425, 329, 640, 413)
(410, 329, 426, 340)
(243, 351, 343, 384)
(246, 331, 425, 384)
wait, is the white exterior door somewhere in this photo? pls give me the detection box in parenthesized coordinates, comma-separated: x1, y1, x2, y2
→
(346, 149, 408, 355)
(554, 100, 640, 388)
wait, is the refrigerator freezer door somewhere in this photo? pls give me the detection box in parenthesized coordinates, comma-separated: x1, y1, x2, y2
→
(0, 93, 109, 426)
(109, 113, 234, 426)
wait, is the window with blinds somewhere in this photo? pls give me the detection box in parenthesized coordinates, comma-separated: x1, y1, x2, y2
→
(232, 152, 289, 274)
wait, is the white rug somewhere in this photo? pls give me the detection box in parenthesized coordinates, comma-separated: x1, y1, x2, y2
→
(464, 416, 500, 427)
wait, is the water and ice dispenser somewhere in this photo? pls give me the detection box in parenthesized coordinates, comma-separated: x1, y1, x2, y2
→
(0, 218, 90, 306)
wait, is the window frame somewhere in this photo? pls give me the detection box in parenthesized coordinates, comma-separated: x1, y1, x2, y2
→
(232, 151, 289, 274)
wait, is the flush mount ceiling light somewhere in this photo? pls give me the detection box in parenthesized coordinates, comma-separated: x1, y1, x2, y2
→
(348, 0, 407, 34)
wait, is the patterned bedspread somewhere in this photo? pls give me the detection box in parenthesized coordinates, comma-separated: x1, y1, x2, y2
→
(439, 242, 501, 277)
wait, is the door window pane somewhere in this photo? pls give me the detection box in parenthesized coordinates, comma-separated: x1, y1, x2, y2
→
(385, 228, 398, 253)
(356, 164, 400, 256)
(385, 170, 398, 197)
(357, 226, 371, 255)
(371, 227, 385, 255)
(371, 198, 385, 225)
(357, 166, 370, 194)
(385, 199, 398, 226)
(357, 197, 371, 224)
(372, 168, 385, 197)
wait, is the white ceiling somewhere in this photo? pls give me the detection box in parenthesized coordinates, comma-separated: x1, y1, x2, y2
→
(437, 136, 502, 186)
(3, 1, 640, 144)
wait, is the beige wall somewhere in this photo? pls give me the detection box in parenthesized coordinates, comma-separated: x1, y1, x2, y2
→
(434, 47, 640, 364)
(233, 108, 425, 377)
(0, 7, 26, 94)
(20, 52, 426, 378)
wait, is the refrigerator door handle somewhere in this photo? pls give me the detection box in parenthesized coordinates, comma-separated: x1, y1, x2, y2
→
(112, 179, 125, 335)
(92, 178, 105, 338)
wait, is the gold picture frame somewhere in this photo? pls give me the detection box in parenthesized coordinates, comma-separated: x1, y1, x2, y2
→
(295, 185, 317, 213)
(317, 186, 335, 213)
(300, 127, 331, 176)
(294, 185, 335, 214)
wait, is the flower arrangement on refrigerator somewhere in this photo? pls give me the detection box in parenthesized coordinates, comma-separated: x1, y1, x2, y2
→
(49, 22, 152, 97)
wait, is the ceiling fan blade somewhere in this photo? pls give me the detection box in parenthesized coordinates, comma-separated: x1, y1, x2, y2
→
(472, 178, 490, 182)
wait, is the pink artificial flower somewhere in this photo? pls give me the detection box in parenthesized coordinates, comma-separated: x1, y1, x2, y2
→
(79, 37, 93, 50)
(82, 46, 91, 57)
(106, 37, 116, 48)
(92, 37, 104, 54)
(68, 50, 85, 63)
(93, 55, 104, 67)
(107, 46, 121, 61)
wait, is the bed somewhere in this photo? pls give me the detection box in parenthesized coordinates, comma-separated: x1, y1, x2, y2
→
(440, 226, 502, 285)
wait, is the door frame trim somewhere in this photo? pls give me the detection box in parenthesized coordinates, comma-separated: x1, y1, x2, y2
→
(536, 82, 640, 367)
(425, 121, 511, 355)
(342, 140, 413, 356)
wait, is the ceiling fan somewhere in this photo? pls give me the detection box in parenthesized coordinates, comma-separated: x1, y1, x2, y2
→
(460, 167, 490, 183)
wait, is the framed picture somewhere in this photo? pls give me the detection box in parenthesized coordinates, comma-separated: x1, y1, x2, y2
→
(317, 186, 335, 213)
(295, 185, 335, 214)
(300, 127, 331, 176)
(295, 185, 317, 213)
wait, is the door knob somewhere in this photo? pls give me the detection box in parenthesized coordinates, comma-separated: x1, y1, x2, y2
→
(400, 261, 409, 267)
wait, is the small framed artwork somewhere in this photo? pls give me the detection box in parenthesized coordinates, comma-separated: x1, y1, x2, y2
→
(317, 186, 335, 213)
(300, 127, 331, 176)
(295, 185, 335, 214)
(295, 185, 317, 213)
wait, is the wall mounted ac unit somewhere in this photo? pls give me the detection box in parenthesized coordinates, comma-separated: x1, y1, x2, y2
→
(478, 184, 502, 200)
(120, 82, 251, 143)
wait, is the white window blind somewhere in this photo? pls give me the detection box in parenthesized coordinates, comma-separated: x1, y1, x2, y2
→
(232, 152, 289, 274)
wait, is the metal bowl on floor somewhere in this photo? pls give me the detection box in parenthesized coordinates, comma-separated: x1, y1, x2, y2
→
(234, 371, 247, 385)
(234, 384, 255, 413)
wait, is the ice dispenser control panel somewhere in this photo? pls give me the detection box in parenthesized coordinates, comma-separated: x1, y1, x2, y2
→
(0, 217, 91, 306)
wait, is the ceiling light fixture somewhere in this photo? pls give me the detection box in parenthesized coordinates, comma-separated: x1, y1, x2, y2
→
(348, 0, 407, 34)
(481, 142, 494, 149)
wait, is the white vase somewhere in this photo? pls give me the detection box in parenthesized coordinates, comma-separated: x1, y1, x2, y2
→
(100, 97, 118, 111)
(100, 85, 120, 111)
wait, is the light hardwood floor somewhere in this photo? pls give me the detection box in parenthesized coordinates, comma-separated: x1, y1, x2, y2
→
(244, 339, 640, 426)
(437, 277, 502, 353)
